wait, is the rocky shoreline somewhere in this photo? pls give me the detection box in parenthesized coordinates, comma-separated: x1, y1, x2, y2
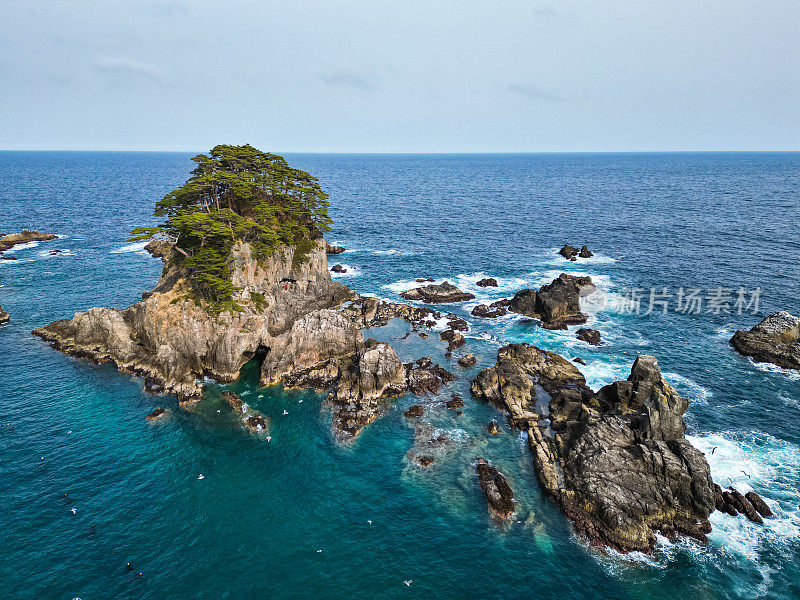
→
(29, 234, 781, 553)
(471, 344, 772, 552)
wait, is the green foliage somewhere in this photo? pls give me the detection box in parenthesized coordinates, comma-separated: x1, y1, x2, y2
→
(249, 292, 268, 312)
(130, 144, 332, 312)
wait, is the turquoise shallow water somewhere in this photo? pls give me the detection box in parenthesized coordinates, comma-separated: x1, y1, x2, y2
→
(1, 151, 799, 599)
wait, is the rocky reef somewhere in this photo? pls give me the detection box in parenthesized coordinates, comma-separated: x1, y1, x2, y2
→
(509, 273, 596, 329)
(730, 311, 800, 370)
(0, 229, 57, 252)
(472, 344, 717, 552)
(558, 244, 593, 261)
(476, 458, 515, 520)
(400, 281, 475, 303)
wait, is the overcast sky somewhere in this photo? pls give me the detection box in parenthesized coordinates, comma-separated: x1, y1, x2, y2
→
(1, 0, 798, 152)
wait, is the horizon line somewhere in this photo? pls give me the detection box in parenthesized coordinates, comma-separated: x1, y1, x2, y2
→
(0, 148, 798, 154)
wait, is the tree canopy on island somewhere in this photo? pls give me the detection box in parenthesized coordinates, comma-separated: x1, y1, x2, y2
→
(130, 144, 332, 312)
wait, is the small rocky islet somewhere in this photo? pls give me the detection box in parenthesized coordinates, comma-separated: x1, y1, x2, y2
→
(26, 145, 783, 555)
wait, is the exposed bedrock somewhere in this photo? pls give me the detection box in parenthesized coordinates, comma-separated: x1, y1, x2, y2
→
(558, 244, 593, 260)
(472, 344, 716, 552)
(509, 273, 597, 330)
(0, 229, 58, 252)
(328, 339, 408, 439)
(477, 458, 515, 520)
(33, 240, 349, 400)
(400, 281, 475, 303)
(323, 240, 345, 255)
(730, 311, 800, 370)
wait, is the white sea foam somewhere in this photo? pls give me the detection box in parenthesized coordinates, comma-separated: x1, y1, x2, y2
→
(662, 372, 712, 405)
(3, 241, 40, 253)
(574, 360, 630, 391)
(110, 241, 149, 254)
(38, 248, 73, 258)
(749, 358, 800, 382)
(382, 278, 446, 294)
(329, 264, 361, 278)
(690, 431, 800, 561)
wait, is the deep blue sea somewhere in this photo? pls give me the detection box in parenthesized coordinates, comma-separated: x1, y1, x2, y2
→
(1, 152, 799, 599)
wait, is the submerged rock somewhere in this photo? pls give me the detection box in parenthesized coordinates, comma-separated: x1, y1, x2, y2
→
(222, 391, 244, 413)
(400, 281, 475, 303)
(146, 407, 167, 421)
(576, 328, 603, 346)
(509, 274, 596, 330)
(406, 424, 455, 468)
(472, 346, 716, 552)
(730, 311, 800, 370)
(0, 229, 57, 252)
(476, 458, 515, 520)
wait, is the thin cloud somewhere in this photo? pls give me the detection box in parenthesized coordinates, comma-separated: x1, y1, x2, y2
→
(319, 68, 376, 91)
(506, 82, 564, 102)
(533, 6, 564, 20)
(147, 1, 189, 17)
(93, 56, 165, 84)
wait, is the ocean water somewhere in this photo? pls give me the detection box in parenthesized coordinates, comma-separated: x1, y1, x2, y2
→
(1, 151, 799, 599)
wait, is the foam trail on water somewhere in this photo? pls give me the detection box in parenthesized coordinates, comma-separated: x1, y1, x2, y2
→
(329, 264, 361, 278)
(110, 241, 149, 254)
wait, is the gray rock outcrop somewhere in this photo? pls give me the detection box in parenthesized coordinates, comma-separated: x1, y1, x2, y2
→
(472, 345, 716, 552)
(730, 311, 800, 370)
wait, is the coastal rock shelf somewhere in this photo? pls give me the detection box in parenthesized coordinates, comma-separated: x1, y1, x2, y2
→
(730, 311, 800, 370)
(0, 229, 57, 253)
(472, 344, 717, 552)
(400, 281, 475, 303)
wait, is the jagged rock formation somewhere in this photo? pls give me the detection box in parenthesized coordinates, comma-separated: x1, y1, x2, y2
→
(509, 273, 596, 329)
(730, 311, 800, 370)
(324, 240, 345, 255)
(0, 230, 57, 252)
(328, 339, 407, 438)
(576, 328, 603, 345)
(400, 281, 475, 303)
(476, 278, 498, 287)
(476, 458, 515, 520)
(471, 344, 716, 552)
(458, 353, 477, 368)
(558, 244, 593, 261)
(0, 305, 8, 324)
(33, 238, 428, 439)
(33, 240, 350, 400)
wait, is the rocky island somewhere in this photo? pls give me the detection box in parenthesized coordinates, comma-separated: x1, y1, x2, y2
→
(0, 305, 9, 324)
(0, 229, 58, 253)
(509, 273, 596, 329)
(730, 311, 800, 370)
(472, 345, 725, 551)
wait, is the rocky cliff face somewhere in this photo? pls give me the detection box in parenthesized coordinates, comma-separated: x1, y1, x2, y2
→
(33, 240, 354, 399)
(472, 344, 716, 552)
(730, 311, 800, 370)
